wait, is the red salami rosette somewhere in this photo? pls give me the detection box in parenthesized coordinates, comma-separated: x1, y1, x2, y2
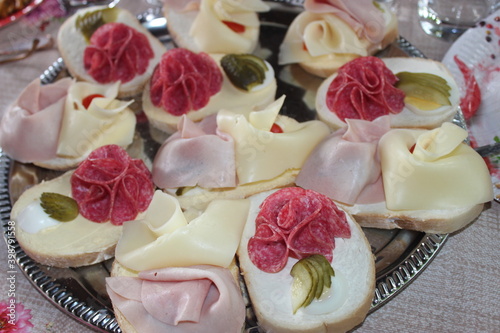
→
(71, 145, 154, 225)
(248, 187, 351, 273)
(84, 22, 154, 84)
(326, 56, 405, 121)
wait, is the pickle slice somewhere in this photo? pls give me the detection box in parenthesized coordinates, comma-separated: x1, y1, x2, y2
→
(221, 54, 268, 91)
(75, 7, 119, 43)
(40, 192, 79, 222)
(396, 71, 452, 110)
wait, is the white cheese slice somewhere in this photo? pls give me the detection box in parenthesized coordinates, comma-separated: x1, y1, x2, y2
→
(115, 191, 250, 271)
(217, 96, 330, 185)
(380, 123, 493, 210)
(57, 81, 136, 158)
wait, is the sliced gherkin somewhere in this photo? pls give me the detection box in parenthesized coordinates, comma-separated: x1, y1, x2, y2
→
(290, 255, 335, 313)
(221, 54, 268, 91)
(40, 192, 79, 222)
(75, 7, 119, 43)
(396, 71, 452, 109)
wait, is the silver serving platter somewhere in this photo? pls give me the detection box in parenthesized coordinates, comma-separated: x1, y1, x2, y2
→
(1, 3, 459, 332)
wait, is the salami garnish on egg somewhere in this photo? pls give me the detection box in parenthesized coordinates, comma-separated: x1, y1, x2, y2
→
(248, 187, 351, 273)
(70, 144, 154, 225)
(326, 56, 405, 121)
(149, 48, 223, 116)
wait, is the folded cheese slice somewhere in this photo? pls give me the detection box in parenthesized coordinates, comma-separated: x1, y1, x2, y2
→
(380, 122, 493, 210)
(115, 190, 250, 271)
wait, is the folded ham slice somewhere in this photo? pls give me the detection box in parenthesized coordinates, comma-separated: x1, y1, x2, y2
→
(296, 116, 391, 205)
(106, 265, 245, 333)
(152, 115, 236, 189)
(0, 78, 71, 163)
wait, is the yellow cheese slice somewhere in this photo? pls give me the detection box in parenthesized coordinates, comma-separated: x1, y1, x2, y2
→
(217, 96, 330, 185)
(115, 191, 250, 271)
(57, 81, 136, 158)
(380, 123, 493, 210)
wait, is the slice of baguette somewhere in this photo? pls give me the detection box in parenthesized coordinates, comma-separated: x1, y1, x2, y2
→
(12, 171, 122, 268)
(57, 6, 166, 98)
(237, 190, 375, 333)
(340, 201, 485, 234)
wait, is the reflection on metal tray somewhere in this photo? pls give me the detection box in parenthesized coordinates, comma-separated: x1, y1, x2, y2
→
(0, 3, 455, 332)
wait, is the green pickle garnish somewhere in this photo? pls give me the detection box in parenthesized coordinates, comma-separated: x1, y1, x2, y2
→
(221, 54, 268, 91)
(75, 7, 118, 43)
(290, 254, 335, 314)
(40, 192, 79, 222)
(395, 71, 452, 110)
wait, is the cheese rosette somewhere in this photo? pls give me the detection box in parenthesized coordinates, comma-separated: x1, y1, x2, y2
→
(278, 0, 397, 78)
(296, 116, 391, 205)
(114, 190, 250, 272)
(316, 57, 461, 130)
(106, 265, 246, 333)
(165, 0, 270, 53)
(142, 49, 277, 133)
(56, 81, 136, 160)
(380, 122, 493, 211)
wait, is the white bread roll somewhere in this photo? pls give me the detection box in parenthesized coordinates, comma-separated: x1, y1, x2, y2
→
(237, 190, 375, 333)
(12, 171, 122, 268)
(57, 6, 166, 98)
(316, 57, 460, 130)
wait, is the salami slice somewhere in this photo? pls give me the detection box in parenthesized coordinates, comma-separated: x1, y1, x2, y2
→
(149, 48, 223, 116)
(326, 56, 405, 121)
(248, 187, 351, 273)
(84, 22, 154, 84)
(71, 145, 154, 225)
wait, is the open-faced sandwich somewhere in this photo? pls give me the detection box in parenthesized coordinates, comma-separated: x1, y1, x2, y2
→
(163, 0, 270, 54)
(57, 6, 166, 98)
(11, 145, 154, 268)
(107, 190, 250, 332)
(237, 187, 375, 333)
(152, 96, 330, 210)
(296, 117, 493, 234)
(315, 56, 461, 130)
(142, 47, 277, 133)
(279, 0, 398, 78)
(0, 78, 137, 170)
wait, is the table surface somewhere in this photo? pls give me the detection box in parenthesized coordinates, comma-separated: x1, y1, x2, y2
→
(0, 0, 498, 332)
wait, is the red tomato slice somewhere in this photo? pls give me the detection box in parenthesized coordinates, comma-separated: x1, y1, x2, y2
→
(82, 94, 105, 109)
(222, 20, 245, 33)
(270, 123, 283, 133)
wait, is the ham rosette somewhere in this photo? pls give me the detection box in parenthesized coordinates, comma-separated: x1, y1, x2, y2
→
(296, 116, 391, 205)
(247, 187, 351, 273)
(326, 56, 405, 121)
(0, 78, 71, 163)
(149, 48, 223, 116)
(71, 145, 154, 225)
(84, 22, 154, 84)
(106, 265, 245, 333)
